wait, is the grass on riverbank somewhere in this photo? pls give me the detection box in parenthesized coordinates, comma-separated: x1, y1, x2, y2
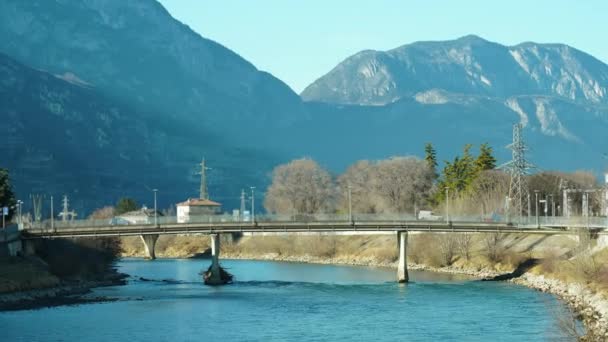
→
(0, 256, 60, 293)
(1, 237, 122, 294)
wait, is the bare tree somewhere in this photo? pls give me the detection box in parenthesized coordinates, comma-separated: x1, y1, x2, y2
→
(456, 233, 473, 261)
(484, 232, 505, 262)
(337, 160, 378, 214)
(437, 233, 458, 266)
(450, 170, 510, 218)
(264, 158, 336, 215)
(88, 206, 115, 219)
(372, 157, 434, 213)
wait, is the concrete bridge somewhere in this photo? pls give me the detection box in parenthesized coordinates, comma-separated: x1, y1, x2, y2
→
(8, 215, 608, 284)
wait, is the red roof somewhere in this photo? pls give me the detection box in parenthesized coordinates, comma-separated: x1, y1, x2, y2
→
(176, 198, 221, 207)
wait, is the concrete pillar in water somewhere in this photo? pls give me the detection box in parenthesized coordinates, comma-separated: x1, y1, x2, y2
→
(23, 239, 36, 256)
(397, 231, 409, 283)
(206, 233, 223, 285)
(7, 239, 23, 257)
(140, 234, 159, 260)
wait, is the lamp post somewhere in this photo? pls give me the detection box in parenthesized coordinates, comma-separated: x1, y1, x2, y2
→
(153, 189, 158, 226)
(16, 200, 22, 226)
(534, 190, 540, 228)
(347, 183, 353, 222)
(505, 196, 511, 224)
(50, 195, 54, 231)
(250, 187, 256, 222)
(445, 187, 450, 224)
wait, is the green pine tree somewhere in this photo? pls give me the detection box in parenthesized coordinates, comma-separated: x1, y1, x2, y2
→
(476, 143, 497, 171)
(115, 197, 138, 215)
(0, 168, 16, 221)
(424, 143, 438, 179)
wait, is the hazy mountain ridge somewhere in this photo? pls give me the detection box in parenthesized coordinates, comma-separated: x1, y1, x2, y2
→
(301, 35, 608, 106)
(0, 0, 304, 142)
(0, 52, 277, 213)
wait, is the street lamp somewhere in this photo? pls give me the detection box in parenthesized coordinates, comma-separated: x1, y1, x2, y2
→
(505, 196, 511, 223)
(445, 187, 450, 224)
(50, 195, 54, 231)
(16, 200, 23, 226)
(152, 189, 158, 226)
(250, 187, 256, 222)
(347, 183, 353, 222)
(534, 190, 540, 228)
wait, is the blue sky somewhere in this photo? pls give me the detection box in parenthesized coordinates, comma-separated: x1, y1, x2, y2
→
(158, 0, 608, 93)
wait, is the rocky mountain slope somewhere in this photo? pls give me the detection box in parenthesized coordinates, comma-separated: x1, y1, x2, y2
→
(0, 0, 305, 145)
(0, 52, 276, 213)
(301, 35, 608, 106)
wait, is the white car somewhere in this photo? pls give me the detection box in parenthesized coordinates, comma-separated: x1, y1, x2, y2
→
(417, 210, 442, 221)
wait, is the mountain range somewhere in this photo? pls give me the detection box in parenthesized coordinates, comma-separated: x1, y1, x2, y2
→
(0, 0, 606, 214)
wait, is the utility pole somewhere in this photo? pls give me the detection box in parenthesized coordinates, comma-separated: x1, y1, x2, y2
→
(153, 189, 158, 225)
(240, 189, 246, 221)
(347, 183, 353, 222)
(199, 158, 211, 200)
(583, 192, 590, 229)
(527, 193, 531, 224)
(30, 194, 44, 222)
(250, 187, 256, 222)
(534, 190, 539, 228)
(445, 187, 450, 223)
(505, 196, 511, 223)
(51, 195, 54, 231)
(16, 200, 22, 226)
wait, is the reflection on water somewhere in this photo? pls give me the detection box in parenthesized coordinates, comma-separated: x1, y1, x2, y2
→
(0, 259, 570, 341)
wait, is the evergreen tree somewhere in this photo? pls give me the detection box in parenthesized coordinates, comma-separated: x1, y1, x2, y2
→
(424, 143, 438, 179)
(0, 168, 16, 221)
(115, 197, 138, 215)
(476, 143, 497, 171)
(434, 144, 478, 203)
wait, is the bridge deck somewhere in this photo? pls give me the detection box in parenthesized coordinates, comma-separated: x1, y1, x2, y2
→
(21, 220, 607, 239)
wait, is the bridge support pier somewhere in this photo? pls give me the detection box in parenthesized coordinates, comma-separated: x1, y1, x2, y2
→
(397, 231, 409, 283)
(7, 239, 23, 257)
(205, 234, 224, 285)
(140, 234, 159, 260)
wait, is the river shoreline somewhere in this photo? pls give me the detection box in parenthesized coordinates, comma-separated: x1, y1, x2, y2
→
(222, 252, 608, 340)
(0, 273, 127, 311)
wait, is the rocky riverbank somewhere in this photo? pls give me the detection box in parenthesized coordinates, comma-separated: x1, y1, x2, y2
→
(0, 272, 127, 311)
(0, 237, 125, 311)
(514, 274, 608, 341)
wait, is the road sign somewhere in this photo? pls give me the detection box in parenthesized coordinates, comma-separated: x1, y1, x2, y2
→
(2, 207, 7, 216)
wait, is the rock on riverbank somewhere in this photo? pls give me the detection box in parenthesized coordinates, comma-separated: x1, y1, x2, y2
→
(0, 273, 127, 311)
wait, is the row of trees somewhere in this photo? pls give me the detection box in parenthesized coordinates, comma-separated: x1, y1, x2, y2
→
(264, 143, 602, 218)
(264, 157, 435, 215)
(264, 143, 498, 215)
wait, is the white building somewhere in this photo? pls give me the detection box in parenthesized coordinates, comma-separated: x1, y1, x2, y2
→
(176, 198, 222, 223)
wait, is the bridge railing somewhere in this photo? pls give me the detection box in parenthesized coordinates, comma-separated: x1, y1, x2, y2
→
(22, 213, 608, 231)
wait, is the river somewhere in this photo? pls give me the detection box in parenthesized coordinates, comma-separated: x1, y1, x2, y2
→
(1, 258, 572, 341)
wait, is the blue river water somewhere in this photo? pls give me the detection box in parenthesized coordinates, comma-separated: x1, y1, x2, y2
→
(1, 259, 571, 341)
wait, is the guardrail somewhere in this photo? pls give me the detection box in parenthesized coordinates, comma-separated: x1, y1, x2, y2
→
(21, 213, 608, 231)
